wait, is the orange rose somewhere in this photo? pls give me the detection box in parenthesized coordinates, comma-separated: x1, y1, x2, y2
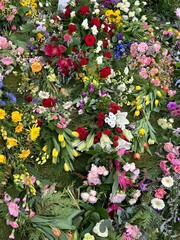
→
(31, 61, 42, 73)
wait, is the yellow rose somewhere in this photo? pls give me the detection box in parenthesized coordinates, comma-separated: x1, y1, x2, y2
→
(11, 111, 23, 122)
(0, 154, 6, 164)
(0, 109, 6, 119)
(31, 61, 42, 73)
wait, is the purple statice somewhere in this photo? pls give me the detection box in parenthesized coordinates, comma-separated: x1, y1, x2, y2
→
(36, 25, 47, 32)
(5, 92, 16, 103)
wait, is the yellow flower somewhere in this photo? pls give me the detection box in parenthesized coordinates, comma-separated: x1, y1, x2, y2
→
(30, 125, 41, 141)
(6, 137, 18, 149)
(47, 73, 57, 82)
(0, 109, 6, 119)
(155, 99, 159, 107)
(105, 10, 113, 17)
(135, 86, 141, 91)
(138, 128, 145, 135)
(134, 110, 140, 117)
(0, 154, 6, 164)
(136, 104, 142, 110)
(156, 91, 162, 98)
(15, 122, 24, 133)
(61, 141, 66, 148)
(18, 149, 31, 159)
(64, 163, 70, 172)
(72, 149, 79, 157)
(42, 145, 47, 152)
(31, 61, 42, 73)
(71, 131, 79, 137)
(58, 134, 64, 142)
(52, 148, 58, 157)
(11, 111, 23, 122)
(37, 33, 43, 40)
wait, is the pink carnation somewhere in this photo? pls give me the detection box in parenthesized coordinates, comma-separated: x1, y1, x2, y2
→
(139, 68, 148, 79)
(164, 142, 173, 152)
(166, 152, 175, 162)
(137, 42, 148, 53)
(154, 188, 167, 199)
(7, 14, 14, 22)
(0, 36, 10, 49)
(173, 165, 180, 174)
(159, 160, 170, 176)
(1, 56, 14, 65)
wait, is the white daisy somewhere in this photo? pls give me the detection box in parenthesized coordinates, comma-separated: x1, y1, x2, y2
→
(161, 176, 174, 188)
(151, 198, 165, 210)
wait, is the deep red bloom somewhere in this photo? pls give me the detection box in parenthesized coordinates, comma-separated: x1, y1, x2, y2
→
(51, 36, 59, 42)
(94, 137, 100, 144)
(25, 95, 32, 102)
(78, 6, 90, 15)
(104, 129, 111, 135)
(56, 57, 73, 70)
(113, 135, 119, 141)
(110, 103, 121, 114)
(84, 34, 96, 46)
(121, 134, 129, 142)
(97, 112, 105, 120)
(91, 18, 101, 27)
(68, 24, 76, 34)
(64, 6, 71, 17)
(116, 128, 123, 134)
(96, 119, 104, 127)
(37, 118, 43, 126)
(113, 141, 119, 148)
(100, 66, 111, 78)
(42, 98, 55, 108)
(76, 126, 89, 140)
(44, 44, 60, 57)
(73, 62, 79, 69)
(52, 16, 60, 21)
(96, 131, 102, 139)
(103, 39, 108, 48)
(104, 51, 111, 58)
(80, 57, 88, 66)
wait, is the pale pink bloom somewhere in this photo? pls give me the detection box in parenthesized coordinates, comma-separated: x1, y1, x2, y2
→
(139, 68, 148, 79)
(122, 233, 132, 240)
(30, 175, 36, 183)
(137, 42, 148, 52)
(162, 49, 168, 56)
(9, 221, 19, 229)
(57, 123, 63, 128)
(97, 166, 107, 175)
(172, 146, 179, 156)
(87, 172, 101, 185)
(81, 192, 90, 202)
(89, 190, 97, 197)
(9, 233, 15, 239)
(153, 42, 161, 53)
(16, 47, 24, 55)
(0, 2, 5, 11)
(11, 25, 17, 31)
(4, 193, 11, 202)
(12, 8, 18, 14)
(166, 152, 175, 161)
(13, 198, 20, 204)
(25, 207, 29, 211)
(151, 78, 160, 86)
(175, 8, 180, 18)
(0, 36, 10, 49)
(117, 147, 126, 156)
(123, 162, 136, 172)
(168, 90, 176, 97)
(22, 197, 26, 203)
(63, 34, 72, 42)
(150, 68, 158, 75)
(8, 202, 20, 217)
(125, 223, 142, 238)
(109, 193, 126, 203)
(29, 211, 36, 218)
(159, 160, 170, 176)
(88, 195, 98, 204)
(60, 118, 66, 123)
(7, 14, 14, 22)
(154, 188, 167, 199)
(130, 42, 138, 57)
(173, 165, 180, 173)
(164, 142, 173, 152)
(1, 56, 13, 65)
(143, 56, 153, 66)
(163, 30, 169, 36)
(52, 115, 58, 120)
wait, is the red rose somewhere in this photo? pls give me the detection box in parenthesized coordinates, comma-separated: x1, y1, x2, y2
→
(80, 57, 88, 66)
(91, 18, 101, 27)
(113, 135, 119, 141)
(100, 66, 111, 78)
(104, 51, 111, 58)
(78, 6, 90, 15)
(96, 119, 104, 127)
(64, 6, 71, 17)
(76, 126, 89, 140)
(113, 141, 119, 148)
(42, 98, 55, 108)
(37, 118, 43, 126)
(96, 131, 102, 139)
(110, 103, 121, 114)
(52, 16, 60, 21)
(103, 39, 108, 48)
(68, 24, 76, 34)
(84, 34, 96, 46)
(25, 95, 32, 102)
(97, 112, 105, 120)
(94, 137, 100, 144)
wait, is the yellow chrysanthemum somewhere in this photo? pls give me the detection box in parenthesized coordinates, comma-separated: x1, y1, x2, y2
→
(0, 154, 7, 164)
(139, 128, 145, 135)
(15, 122, 24, 133)
(6, 137, 18, 149)
(30, 125, 41, 141)
(18, 149, 31, 159)
(11, 111, 23, 122)
(0, 109, 6, 119)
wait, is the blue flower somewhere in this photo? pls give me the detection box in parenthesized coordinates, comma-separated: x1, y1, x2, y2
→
(5, 92, 17, 103)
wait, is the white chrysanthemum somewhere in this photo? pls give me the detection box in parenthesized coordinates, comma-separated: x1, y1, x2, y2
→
(117, 83, 126, 92)
(161, 176, 174, 188)
(151, 198, 165, 210)
(105, 112, 116, 128)
(38, 91, 49, 99)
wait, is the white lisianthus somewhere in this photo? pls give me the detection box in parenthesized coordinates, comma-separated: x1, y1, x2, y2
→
(151, 198, 165, 210)
(38, 91, 49, 99)
(91, 25, 98, 35)
(115, 111, 129, 130)
(161, 176, 174, 188)
(82, 19, 89, 29)
(93, 220, 108, 237)
(123, 129, 133, 141)
(96, 56, 103, 65)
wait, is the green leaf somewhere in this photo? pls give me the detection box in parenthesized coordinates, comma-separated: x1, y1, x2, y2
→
(112, 174, 119, 196)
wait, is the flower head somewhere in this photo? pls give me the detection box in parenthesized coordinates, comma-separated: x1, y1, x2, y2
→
(151, 198, 165, 210)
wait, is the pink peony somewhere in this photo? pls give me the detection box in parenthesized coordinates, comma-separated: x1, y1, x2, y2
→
(154, 188, 167, 199)
(1, 56, 14, 65)
(164, 142, 173, 152)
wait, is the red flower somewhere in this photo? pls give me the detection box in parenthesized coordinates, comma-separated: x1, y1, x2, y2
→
(37, 118, 43, 126)
(52, 16, 60, 21)
(56, 57, 73, 70)
(25, 95, 32, 102)
(78, 6, 90, 15)
(97, 112, 105, 120)
(76, 126, 89, 140)
(116, 128, 123, 134)
(103, 39, 108, 48)
(64, 6, 71, 17)
(104, 129, 111, 135)
(104, 51, 111, 58)
(44, 44, 60, 57)
(80, 57, 88, 66)
(110, 103, 121, 114)
(100, 66, 111, 78)
(68, 24, 76, 34)
(96, 131, 102, 139)
(113, 135, 119, 141)
(96, 119, 104, 127)
(84, 34, 96, 46)
(51, 36, 59, 42)
(121, 134, 129, 142)
(94, 137, 100, 144)
(91, 18, 101, 27)
(113, 141, 119, 148)
(42, 98, 55, 108)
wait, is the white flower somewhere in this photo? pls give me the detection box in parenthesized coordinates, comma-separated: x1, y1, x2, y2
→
(70, 11, 76, 18)
(129, 198, 137, 205)
(93, 9, 100, 15)
(117, 138, 131, 150)
(96, 56, 103, 65)
(83, 233, 95, 240)
(93, 220, 108, 237)
(91, 25, 98, 35)
(123, 129, 133, 141)
(117, 83, 126, 92)
(135, 0, 140, 6)
(133, 189, 141, 199)
(38, 91, 49, 99)
(151, 198, 165, 210)
(115, 111, 129, 130)
(123, 162, 136, 172)
(105, 112, 116, 128)
(82, 19, 89, 29)
(141, 15, 147, 22)
(124, 66, 129, 75)
(100, 134, 113, 151)
(161, 176, 174, 188)
(128, 11, 135, 17)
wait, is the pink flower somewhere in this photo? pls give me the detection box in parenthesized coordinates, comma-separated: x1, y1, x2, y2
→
(137, 42, 148, 52)
(81, 192, 90, 202)
(30, 175, 36, 183)
(11, 25, 17, 31)
(4, 193, 11, 202)
(166, 152, 175, 162)
(118, 171, 133, 191)
(7, 14, 14, 22)
(89, 190, 97, 197)
(125, 223, 142, 239)
(1, 57, 14, 65)
(154, 188, 167, 199)
(9, 233, 15, 239)
(63, 34, 72, 42)
(52, 115, 58, 120)
(164, 142, 173, 152)
(175, 8, 180, 18)
(29, 211, 36, 218)
(0, 36, 10, 49)
(12, 8, 18, 14)
(130, 42, 138, 57)
(88, 195, 98, 204)
(151, 78, 160, 86)
(122, 233, 132, 240)
(170, 159, 180, 166)
(117, 147, 126, 156)
(0, 2, 5, 11)
(159, 161, 170, 176)
(9, 221, 19, 229)
(153, 42, 161, 53)
(172, 146, 179, 156)
(173, 165, 180, 174)
(139, 68, 148, 79)
(168, 90, 176, 97)
(8, 202, 20, 217)
(16, 47, 24, 55)
(97, 166, 108, 176)
(150, 68, 158, 75)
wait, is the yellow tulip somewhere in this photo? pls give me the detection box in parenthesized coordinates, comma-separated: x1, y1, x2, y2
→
(155, 99, 159, 107)
(52, 148, 58, 157)
(71, 131, 79, 138)
(135, 86, 141, 91)
(64, 163, 70, 172)
(156, 91, 162, 98)
(58, 134, 64, 142)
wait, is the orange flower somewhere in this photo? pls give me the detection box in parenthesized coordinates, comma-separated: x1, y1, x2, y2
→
(52, 228, 61, 237)
(31, 61, 42, 73)
(15, 122, 24, 133)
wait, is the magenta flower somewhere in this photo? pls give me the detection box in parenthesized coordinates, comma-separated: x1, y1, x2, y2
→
(159, 161, 170, 176)
(8, 202, 20, 217)
(118, 171, 133, 191)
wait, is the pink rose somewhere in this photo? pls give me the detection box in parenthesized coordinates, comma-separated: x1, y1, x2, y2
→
(63, 34, 72, 42)
(166, 152, 175, 161)
(159, 161, 170, 176)
(154, 188, 167, 199)
(16, 47, 24, 55)
(173, 165, 180, 174)
(137, 42, 148, 52)
(164, 142, 173, 152)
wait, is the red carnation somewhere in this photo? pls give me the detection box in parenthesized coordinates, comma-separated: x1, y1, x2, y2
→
(78, 6, 90, 15)
(103, 39, 108, 48)
(104, 51, 111, 58)
(96, 131, 102, 139)
(96, 119, 104, 127)
(110, 103, 121, 114)
(100, 66, 111, 78)
(104, 129, 111, 135)
(42, 98, 55, 108)
(44, 44, 60, 57)
(84, 34, 96, 46)
(76, 126, 89, 140)
(80, 57, 88, 66)
(98, 112, 105, 120)
(68, 24, 76, 34)
(91, 18, 101, 27)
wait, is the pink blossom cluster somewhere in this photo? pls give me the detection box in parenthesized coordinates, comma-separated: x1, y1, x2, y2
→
(160, 142, 180, 175)
(87, 164, 109, 185)
(0, 1, 18, 29)
(122, 223, 142, 240)
(81, 189, 98, 204)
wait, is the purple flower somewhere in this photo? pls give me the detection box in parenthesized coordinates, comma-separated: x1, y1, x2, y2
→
(5, 92, 16, 103)
(167, 102, 177, 109)
(89, 84, 95, 93)
(116, 33, 123, 40)
(140, 182, 148, 191)
(0, 100, 6, 105)
(82, 92, 87, 97)
(36, 25, 46, 32)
